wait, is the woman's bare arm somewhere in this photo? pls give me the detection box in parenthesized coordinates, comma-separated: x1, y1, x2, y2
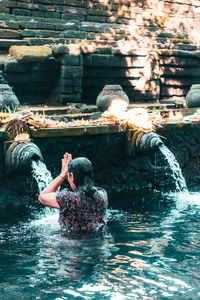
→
(38, 175, 65, 208)
(38, 152, 72, 208)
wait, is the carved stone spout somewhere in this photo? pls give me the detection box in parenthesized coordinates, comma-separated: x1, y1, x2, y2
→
(5, 141, 43, 174)
(130, 130, 163, 155)
(0, 84, 20, 111)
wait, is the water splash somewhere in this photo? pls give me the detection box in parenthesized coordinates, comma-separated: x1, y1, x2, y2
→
(31, 160, 56, 216)
(159, 144, 187, 192)
(31, 160, 53, 193)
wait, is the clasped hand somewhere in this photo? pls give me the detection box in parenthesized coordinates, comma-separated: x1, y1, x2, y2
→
(61, 152, 72, 178)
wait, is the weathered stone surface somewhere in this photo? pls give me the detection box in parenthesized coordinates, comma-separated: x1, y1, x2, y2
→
(4, 59, 29, 72)
(32, 10, 46, 17)
(157, 32, 174, 38)
(0, 28, 21, 39)
(0, 7, 10, 13)
(55, 78, 74, 86)
(60, 54, 83, 66)
(52, 85, 73, 93)
(1, 0, 17, 7)
(88, 9, 111, 17)
(65, 44, 81, 55)
(54, 23, 78, 31)
(20, 30, 35, 37)
(13, 8, 32, 16)
(45, 11, 60, 18)
(51, 43, 67, 55)
(58, 93, 80, 103)
(158, 49, 200, 58)
(62, 13, 84, 21)
(160, 66, 200, 77)
(0, 56, 8, 69)
(0, 39, 29, 48)
(161, 86, 188, 97)
(13, 81, 52, 91)
(160, 77, 200, 87)
(5, 70, 56, 83)
(9, 45, 53, 62)
(19, 21, 55, 30)
(89, 54, 147, 67)
(87, 15, 108, 23)
(111, 47, 148, 56)
(0, 0, 199, 107)
(31, 30, 60, 38)
(56, 5, 86, 15)
(28, 59, 59, 71)
(61, 65, 83, 78)
(159, 56, 200, 67)
(0, 20, 19, 30)
(0, 83, 20, 110)
(83, 67, 142, 78)
(59, 30, 96, 40)
(63, 0, 82, 6)
(175, 43, 197, 51)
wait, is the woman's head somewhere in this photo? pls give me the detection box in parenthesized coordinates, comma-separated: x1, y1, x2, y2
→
(68, 157, 94, 191)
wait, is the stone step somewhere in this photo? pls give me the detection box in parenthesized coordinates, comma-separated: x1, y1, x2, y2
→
(23, 37, 119, 47)
(0, 14, 196, 51)
(0, 39, 29, 50)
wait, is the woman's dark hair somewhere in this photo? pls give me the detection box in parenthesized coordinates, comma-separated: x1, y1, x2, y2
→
(68, 157, 97, 197)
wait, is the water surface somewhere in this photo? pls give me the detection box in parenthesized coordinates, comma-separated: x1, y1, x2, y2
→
(1, 191, 200, 299)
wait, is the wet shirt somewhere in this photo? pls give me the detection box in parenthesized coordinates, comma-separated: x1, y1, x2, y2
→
(56, 187, 108, 234)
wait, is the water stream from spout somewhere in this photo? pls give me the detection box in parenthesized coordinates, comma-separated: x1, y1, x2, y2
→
(159, 144, 187, 192)
(31, 160, 53, 193)
(157, 144, 189, 242)
(31, 160, 57, 216)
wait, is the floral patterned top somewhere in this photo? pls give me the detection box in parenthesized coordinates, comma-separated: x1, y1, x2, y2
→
(56, 187, 108, 234)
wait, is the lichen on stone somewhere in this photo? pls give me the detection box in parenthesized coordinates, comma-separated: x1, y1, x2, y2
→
(9, 45, 53, 62)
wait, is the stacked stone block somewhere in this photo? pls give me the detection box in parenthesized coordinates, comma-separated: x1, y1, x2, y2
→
(159, 50, 200, 102)
(0, 0, 200, 104)
(0, 46, 59, 104)
(49, 44, 83, 105)
(82, 48, 160, 103)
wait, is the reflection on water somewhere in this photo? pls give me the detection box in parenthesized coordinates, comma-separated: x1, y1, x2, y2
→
(1, 191, 200, 299)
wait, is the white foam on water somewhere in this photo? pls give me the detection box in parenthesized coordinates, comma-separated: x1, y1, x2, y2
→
(30, 210, 59, 230)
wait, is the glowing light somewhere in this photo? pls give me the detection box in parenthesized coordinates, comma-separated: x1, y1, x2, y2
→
(107, 99, 128, 118)
(126, 108, 153, 130)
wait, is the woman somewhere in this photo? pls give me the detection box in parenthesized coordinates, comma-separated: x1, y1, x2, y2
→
(38, 153, 108, 235)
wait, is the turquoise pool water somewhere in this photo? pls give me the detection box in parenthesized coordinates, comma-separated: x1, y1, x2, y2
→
(1, 190, 200, 299)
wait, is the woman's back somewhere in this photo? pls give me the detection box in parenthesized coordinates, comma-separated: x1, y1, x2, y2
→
(56, 187, 108, 234)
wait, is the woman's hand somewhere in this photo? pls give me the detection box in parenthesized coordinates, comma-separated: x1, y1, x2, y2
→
(60, 152, 72, 178)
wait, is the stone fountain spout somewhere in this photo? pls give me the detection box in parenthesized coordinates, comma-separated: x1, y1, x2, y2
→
(0, 70, 20, 111)
(130, 130, 163, 155)
(5, 141, 43, 174)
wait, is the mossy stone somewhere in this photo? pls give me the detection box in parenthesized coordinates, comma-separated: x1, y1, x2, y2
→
(9, 45, 53, 62)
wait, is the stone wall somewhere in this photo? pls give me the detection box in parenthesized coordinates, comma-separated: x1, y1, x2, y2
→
(1, 44, 200, 105)
(0, 1, 200, 104)
(1, 0, 200, 31)
(1, 122, 200, 211)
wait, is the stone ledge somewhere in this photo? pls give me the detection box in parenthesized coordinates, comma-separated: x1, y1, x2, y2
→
(0, 28, 21, 39)
(0, 38, 29, 48)
(158, 49, 200, 58)
(30, 125, 126, 138)
(9, 45, 53, 62)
